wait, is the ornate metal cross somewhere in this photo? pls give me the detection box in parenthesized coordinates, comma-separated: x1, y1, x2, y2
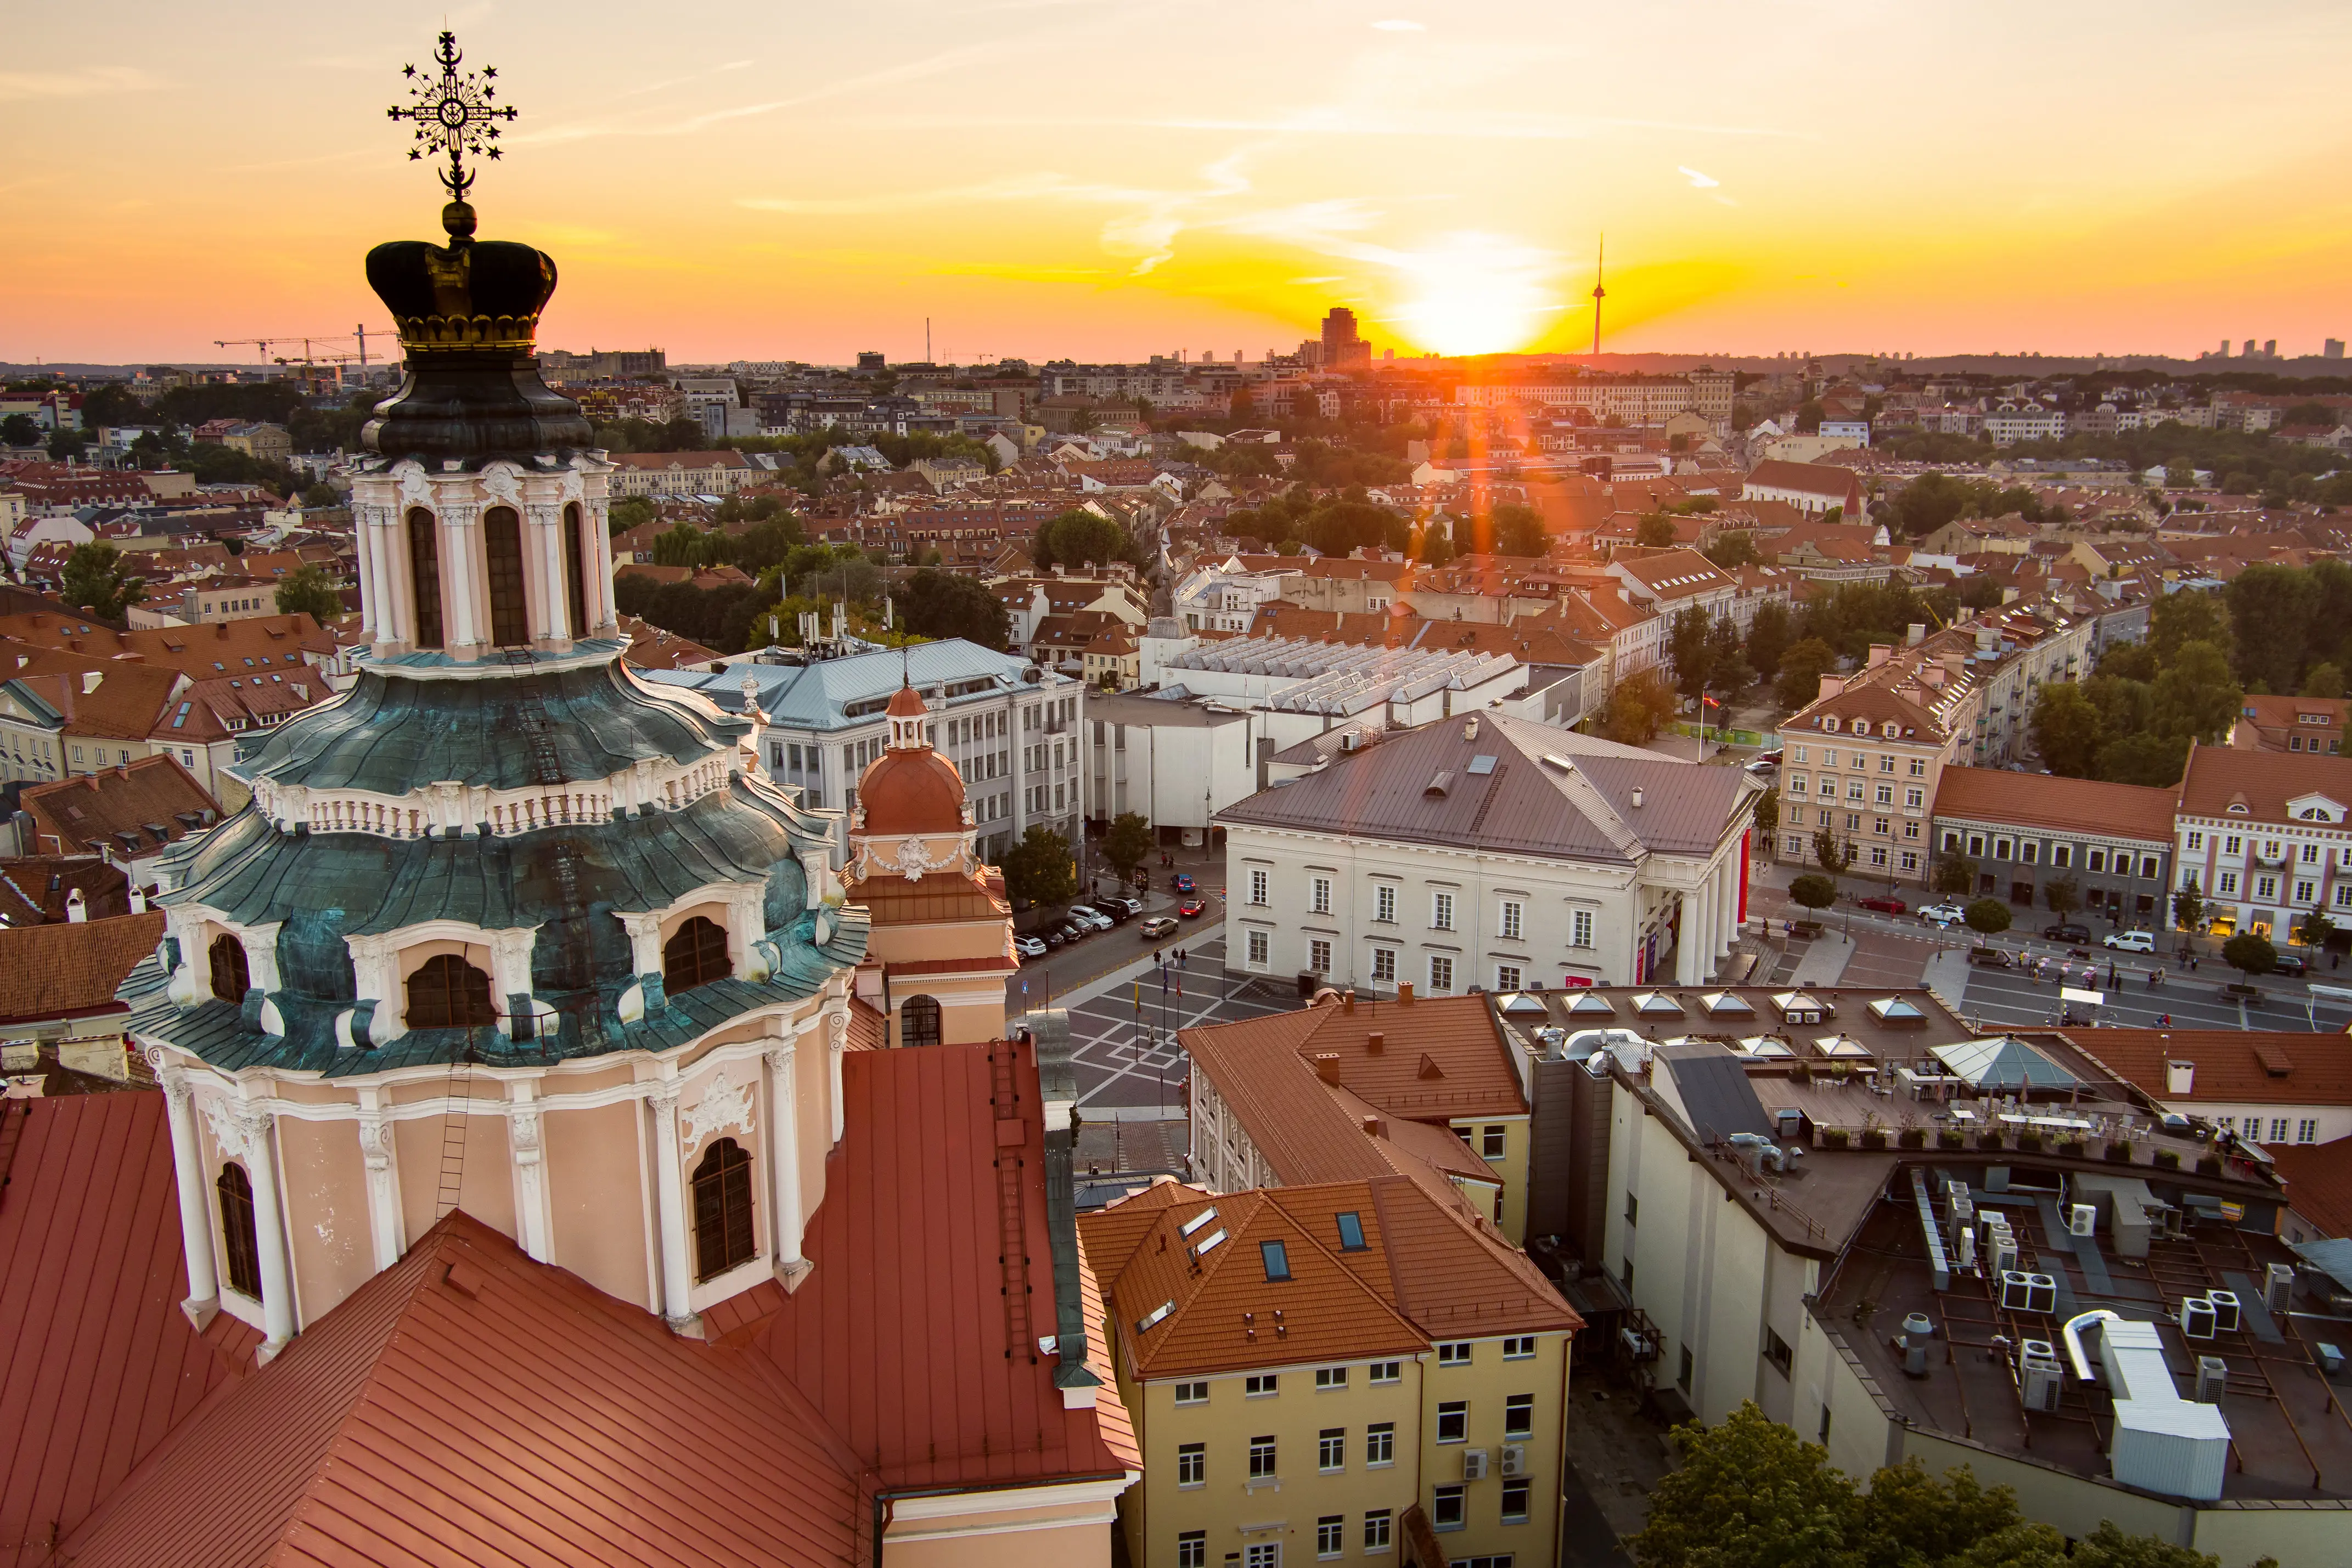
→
(387, 31, 517, 201)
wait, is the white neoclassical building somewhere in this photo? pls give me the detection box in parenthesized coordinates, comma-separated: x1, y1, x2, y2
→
(1216, 715, 1762, 994)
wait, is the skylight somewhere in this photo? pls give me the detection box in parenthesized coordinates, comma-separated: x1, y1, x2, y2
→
(1192, 1228, 1227, 1257)
(1180, 1206, 1218, 1237)
(1467, 754, 1497, 775)
(1335, 1211, 1367, 1251)
(1261, 1240, 1292, 1281)
(1135, 1300, 1174, 1333)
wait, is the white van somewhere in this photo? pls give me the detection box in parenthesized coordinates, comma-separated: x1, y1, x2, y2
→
(2102, 930, 2156, 954)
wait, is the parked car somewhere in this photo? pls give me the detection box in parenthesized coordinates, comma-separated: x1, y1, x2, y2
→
(1139, 915, 1179, 939)
(1015, 934, 1046, 959)
(1917, 904, 1967, 927)
(1067, 906, 1113, 932)
(1966, 946, 2015, 968)
(1171, 872, 1196, 893)
(2275, 952, 2310, 977)
(1101, 895, 1143, 917)
(1043, 928, 1067, 948)
(2042, 922, 2091, 944)
(2102, 930, 2156, 954)
(1178, 898, 1207, 918)
(1855, 895, 1908, 916)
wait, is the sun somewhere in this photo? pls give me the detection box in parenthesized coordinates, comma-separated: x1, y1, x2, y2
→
(1386, 231, 1559, 356)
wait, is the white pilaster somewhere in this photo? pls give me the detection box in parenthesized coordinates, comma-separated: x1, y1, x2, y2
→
(356, 1085, 406, 1273)
(1674, 888, 1703, 985)
(826, 1002, 850, 1144)
(648, 1081, 696, 1328)
(764, 1041, 804, 1272)
(235, 1104, 297, 1355)
(441, 501, 481, 652)
(507, 1081, 553, 1264)
(620, 911, 664, 980)
(1719, 855, 1741, 956)
(158, 1065, 219, 1322)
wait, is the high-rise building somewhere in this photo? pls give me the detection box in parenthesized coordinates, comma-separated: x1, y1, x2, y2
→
(2327, 339, 2345, 360)
(1320, 306, 1370, 369)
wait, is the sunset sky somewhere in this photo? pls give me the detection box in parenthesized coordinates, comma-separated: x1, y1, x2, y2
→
(5, 1, 2350, 366)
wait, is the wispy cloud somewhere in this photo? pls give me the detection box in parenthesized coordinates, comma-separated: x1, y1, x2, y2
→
(1678, 166, 1719, 188)
(0, 65, 158, 103)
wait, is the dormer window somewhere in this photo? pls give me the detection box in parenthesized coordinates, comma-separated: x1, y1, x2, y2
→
(406, 954, 497, 1029)
(1823, 717, 1840, 733)
(663, 916, 733, 995)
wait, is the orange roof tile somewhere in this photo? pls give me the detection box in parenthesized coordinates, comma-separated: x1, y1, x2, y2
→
(0, 911, 164, 1027)
(1932, 765, 2179, 841)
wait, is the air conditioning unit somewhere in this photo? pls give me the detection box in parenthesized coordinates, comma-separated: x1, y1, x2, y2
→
(2001, 1271, 2057, 1315)
(1954, 1228, 1979, 1272)
(2181, 1297, 2218, 1340)
(1461, 1448, 1490, 1481)
(2019, 1343, 2064, 1413)
(2069, 1204, 2097, 1238)
(2266, 1263, 2297, 1311)
(2205, 1290, 2241, 1333)
(1499, 1443, 1528, 1477)
(2196, 1356, 2229, 1405)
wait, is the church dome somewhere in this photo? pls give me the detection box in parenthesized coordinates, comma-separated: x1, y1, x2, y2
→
(859, 749, 966, 836)
(857, 682, 967, 836)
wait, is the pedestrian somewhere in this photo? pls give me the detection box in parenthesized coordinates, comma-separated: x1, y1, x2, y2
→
(2190, 955, 2199, 972)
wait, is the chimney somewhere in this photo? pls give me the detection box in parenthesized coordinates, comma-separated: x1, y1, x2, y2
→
(1816, 674, 1844, 701)
(1342, 989, 1355, 1014)
(1630, 785, 1645, 809)
(64, 888, 87, 923)
(2167, 1060, 2195, 1097)
(128, 885, 147, 914)
(1398, 982, 1415, 1006)
(81, 670, 100, 694)
(1366, 1030, 1385, 1053)
(1463, 714, 1479, 741)
(1906, 622, 1926, 646)
(1867, 643, 1892, 668)
(1939, 652, 1967, 683)
(1312, 1051, 1342, 1084)
(1361, 1115, 1388, 1140)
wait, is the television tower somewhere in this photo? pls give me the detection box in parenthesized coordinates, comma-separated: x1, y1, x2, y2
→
(1590, 235, 1606, 358)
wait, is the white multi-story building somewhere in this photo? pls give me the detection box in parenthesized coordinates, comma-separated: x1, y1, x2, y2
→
(2173, 742, 2352, 940)
(1217, 715, 1759, 992)
(648, 639, 1084, 863)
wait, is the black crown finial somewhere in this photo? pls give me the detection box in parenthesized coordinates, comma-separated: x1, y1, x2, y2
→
(387, 31, 518, 234)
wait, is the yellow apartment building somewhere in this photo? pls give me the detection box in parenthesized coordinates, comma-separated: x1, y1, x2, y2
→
(1082, 1175, 1580, 1568)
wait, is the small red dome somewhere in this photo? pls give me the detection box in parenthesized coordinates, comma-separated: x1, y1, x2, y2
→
(886, 683, 928, 719)
(858, 748, 966, 835)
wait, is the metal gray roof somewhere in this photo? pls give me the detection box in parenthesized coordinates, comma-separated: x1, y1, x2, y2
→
(1659, 1045, 1776, 1142)
(644, 639, 1070, 732)
(1217, 713, 1755, 864)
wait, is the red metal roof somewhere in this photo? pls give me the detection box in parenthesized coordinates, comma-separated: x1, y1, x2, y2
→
(0, 1093, 252, 1568)
(58, 1211, 869, 1568)
(751, 1037, 1138, 1490)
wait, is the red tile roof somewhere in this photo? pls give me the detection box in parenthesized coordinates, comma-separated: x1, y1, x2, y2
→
(2177, 740, 2352, 824)
(0, 912, 164, 1028)
(2270, 1138, 2352, 1238)
(0, 1093, 255, 1568)
(2064, 1029, 2352, 1108)
(751, 1037, 1137, 1491)
(58, 1211, 868, 1568)
(1932, 765, 2180, 841)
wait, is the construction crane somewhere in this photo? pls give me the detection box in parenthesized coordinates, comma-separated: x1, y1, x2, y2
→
(216, 326, 395, 374)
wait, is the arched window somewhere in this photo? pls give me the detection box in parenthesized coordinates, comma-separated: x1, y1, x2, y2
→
(209, 933, 249, 1002)
(692, 1137, 756, 1280)
(901, 993, 942, 1048)
(407, 508, 444, 650)
(404, 954, 498, 1029)
(663, 916, 732, 995)
(483, 506, 528, 648)
(562, 501, 588, 640)
(217, 1163, 262, 1298)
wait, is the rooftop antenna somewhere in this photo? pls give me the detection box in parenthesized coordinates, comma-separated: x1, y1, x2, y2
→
(1590, 234, 1606, 358)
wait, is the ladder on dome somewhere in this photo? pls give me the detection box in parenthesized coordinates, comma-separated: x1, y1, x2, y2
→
(434, 1029, 475, 1219)
(500, 646, 592, 1060)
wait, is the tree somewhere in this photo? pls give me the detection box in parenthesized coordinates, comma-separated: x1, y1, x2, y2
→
(299, 481, 341, 509)
(1032, 508, 1138, 571)
(1101, 812, 1154, 883)
(2225, 563, 2318, 693)
(1704, 531, 1758, 570)
(1754, 786, 1779, 840)
(2173, 878, 2205, 932)
(1745, 600, 1792, 679)
(59, 542, 146, 620)
(1491, 503, 1548, 557)
(1775, 638, 1838, 712)
(1000, 825, 1077, 908)
(2151, 640, 2242, 743)
(273, 565, 343, 623)
(2044, 873, 2082, 924)
(1964, 898, 2013, 941)
(1813, 828, 1858, 887)
(2224, 931, 2278, 982)
(2029, 683, 2105, 777)
(1667, 606, 1716, 703)
(1601, 668, 1678, 746)
(1627, 1404, 1855, 1568)
(46, 429, 88, 461)
(2296, 906, 2336, 950)
(1852, 1455, 2024, 1568)
(2148, 588, 2231, 668)
(1414, 518, 1455, 566)
(608, 497, 657, 535)
(1933, 853, 1979, 897)
(898, 567, 1009, 650)
(652, 523, 710, 568)
(1705, 615, 1753, 699)
(2305, 662, 2347, 700)
(1634, 512, 1678, 549)
(1788, 875, 1838, 916)
(0, 414, 39, 447)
